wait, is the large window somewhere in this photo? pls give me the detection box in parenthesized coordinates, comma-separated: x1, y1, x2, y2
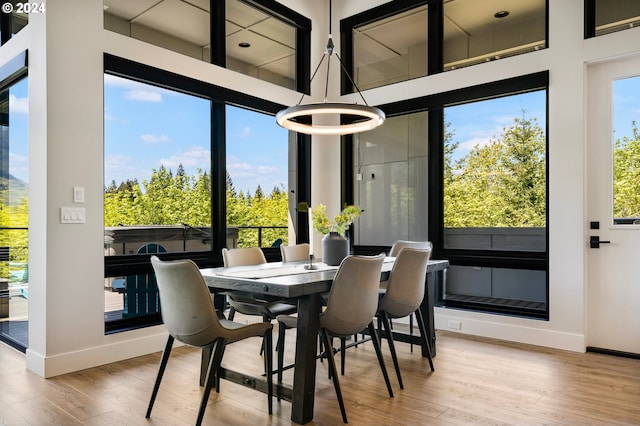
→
(344, 0, 547, 92)
(0, 71, 28, 351)
(442, 90, 547, 318)
(349, 72, 548, 319)
(104, 75, 212, 256)
(103, 0, 309, 91)
(226, 105, 289, 248)
(103, 55, 302, 332)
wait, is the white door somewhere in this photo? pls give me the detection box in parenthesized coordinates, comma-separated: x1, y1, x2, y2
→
(586, 55, 640, 355)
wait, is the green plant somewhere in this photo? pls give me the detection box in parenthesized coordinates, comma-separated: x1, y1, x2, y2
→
(311, 204, 363, 236)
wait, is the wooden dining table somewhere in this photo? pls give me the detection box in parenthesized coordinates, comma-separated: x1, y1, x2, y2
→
(200, 257, 449, 424)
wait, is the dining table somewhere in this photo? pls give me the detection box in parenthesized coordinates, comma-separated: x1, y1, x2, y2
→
(200, 257, 449, 424)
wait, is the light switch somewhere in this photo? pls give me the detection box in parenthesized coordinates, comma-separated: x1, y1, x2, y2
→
(73, 186, 85, 203)
(61, 207, 85, 224)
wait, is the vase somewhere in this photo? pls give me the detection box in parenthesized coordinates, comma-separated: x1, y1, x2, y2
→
(322, 232, 349, 266)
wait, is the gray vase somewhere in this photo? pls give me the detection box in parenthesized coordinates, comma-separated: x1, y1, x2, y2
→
(322, 232, 349, 266)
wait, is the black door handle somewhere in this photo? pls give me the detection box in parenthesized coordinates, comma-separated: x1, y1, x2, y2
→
(590, 236, 611, 249)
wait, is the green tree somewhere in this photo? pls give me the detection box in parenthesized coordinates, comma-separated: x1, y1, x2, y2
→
(613, 121, 640, 218)
(444, 114, 546, 227)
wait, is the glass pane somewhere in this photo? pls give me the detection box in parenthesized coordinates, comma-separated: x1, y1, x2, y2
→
(0, 76, 28, 349)
(353, 5, 428, 91)
(226, 0, 296, 90)
(613, 75, 640, 224)
(595, 0, 640, 36)
(226, 105, 289, 247)
(444, 0, 546, 71)
(104, 74, 212, 255)
(104, 0, 211, 61)
(443, 90, 546, 251)
(103, 0, 297, 90)
(353, 112, 428, 245)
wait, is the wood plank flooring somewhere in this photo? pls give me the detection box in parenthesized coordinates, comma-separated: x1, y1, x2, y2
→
(0, 319, 639, 425)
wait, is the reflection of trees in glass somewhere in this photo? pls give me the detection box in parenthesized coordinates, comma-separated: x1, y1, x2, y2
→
(444, 115, 546, 228)
(613, 121, 640, 219)
(104, 165, 288, 247)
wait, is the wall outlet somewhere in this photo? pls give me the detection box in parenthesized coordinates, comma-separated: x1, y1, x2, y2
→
(448, 320, 462, 330)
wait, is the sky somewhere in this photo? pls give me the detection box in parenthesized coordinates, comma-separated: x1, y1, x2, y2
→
(5, 73, 640, 188)
(103, 74, 288, 195)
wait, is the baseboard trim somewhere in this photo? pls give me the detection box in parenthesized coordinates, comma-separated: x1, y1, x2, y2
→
(586, 346, 640, 359)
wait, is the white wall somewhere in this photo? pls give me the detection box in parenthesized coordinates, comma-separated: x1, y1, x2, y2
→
(1, 0, 639, 377)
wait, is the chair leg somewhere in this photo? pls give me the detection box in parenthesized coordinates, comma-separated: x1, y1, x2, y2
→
(146, 335, 174, 418)
(196, 339, 225, 426)
(340, 337, 346, 376)
(320, 329, 348, 423)
(277, 321, 287, 401)
(263, 329, 273, 414)
(228, 306, 236, 321)
(414, 309, 435, 372)
(409, 313, 414, 353)
(380, 312, 404, 389)
(367, 322, 394, 398)
(215, 345, 227, 393)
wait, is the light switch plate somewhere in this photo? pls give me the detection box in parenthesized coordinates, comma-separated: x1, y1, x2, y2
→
(73, 186, 85, 203)
(61, 207, 85, 224)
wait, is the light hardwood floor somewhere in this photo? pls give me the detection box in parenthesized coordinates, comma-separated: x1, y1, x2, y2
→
(1, 319, 639, 425)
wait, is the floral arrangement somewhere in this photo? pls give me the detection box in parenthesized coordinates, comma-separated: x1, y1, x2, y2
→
(311, 204, 363, 236)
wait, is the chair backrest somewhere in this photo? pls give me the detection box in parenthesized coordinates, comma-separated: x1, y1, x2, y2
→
(389, 240, 432, 257)
(222, 247, 267, 267)
(280, 243, 310, 263)
(379, 247, 432, 318)
(320, 253, 385, 336)
(151, 256, 224, 347)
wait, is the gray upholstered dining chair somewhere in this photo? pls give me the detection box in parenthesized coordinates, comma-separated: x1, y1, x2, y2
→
(147, 256, 273, 426)
(385, 240, 433, 350)
(222, 246, 267, 267)
(389, 240, 432, 257)
(277, 253, 394, 423)
(280, 243, 310, 263)
(376, 247, 434, 390)
(221, 247, 297, 323)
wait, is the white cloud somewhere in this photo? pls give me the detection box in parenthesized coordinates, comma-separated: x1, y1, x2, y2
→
(104, 154, 142, 184)
(9, 94, 28, 114)
(140, 134, 170, 144)
(158, 146, 210, 169)
(237, 127, 252, 138)
(125, 89, 162, 103)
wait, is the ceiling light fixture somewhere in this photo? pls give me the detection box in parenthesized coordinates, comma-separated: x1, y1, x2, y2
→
(494, 10, 509, 18)
(276, 0, 385, 136)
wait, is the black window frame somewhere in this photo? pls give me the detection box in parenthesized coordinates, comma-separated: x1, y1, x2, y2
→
(341, 0, 548, 94)
(346, 71, 550, 319)
(103, 54, 311, 332)
(103, 0, 311, 333)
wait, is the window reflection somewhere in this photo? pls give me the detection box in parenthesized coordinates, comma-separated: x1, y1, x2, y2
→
(444, 0, 546, 71)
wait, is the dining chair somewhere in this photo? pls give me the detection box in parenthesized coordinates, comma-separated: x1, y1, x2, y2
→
(276, 253, 394, 423)
(377, 247, 434, 390)
(386, 240, 433, 351)
(389, 240, 432, 257)
(280, 243, 310, 263)
(147, 256, 273, 426)
(221, 247, 297, 322)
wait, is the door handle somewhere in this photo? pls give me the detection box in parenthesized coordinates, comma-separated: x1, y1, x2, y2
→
(590, 236, 611, 249)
